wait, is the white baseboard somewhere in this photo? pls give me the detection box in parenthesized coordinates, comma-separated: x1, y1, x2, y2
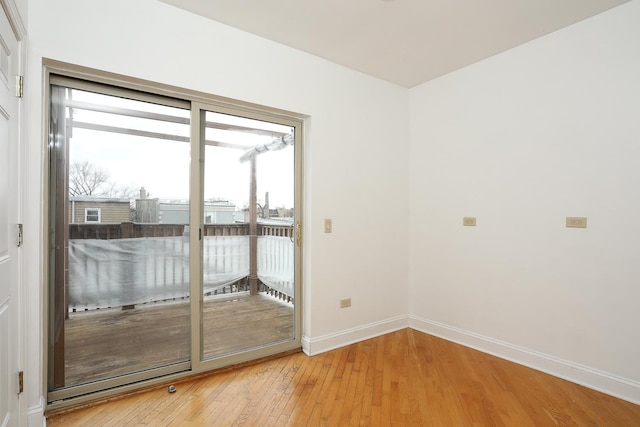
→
(409, 315, 640, 406)
(29, 314, 636, 423)
(27, 400, 45, 427)
(302, 315, 409, 356)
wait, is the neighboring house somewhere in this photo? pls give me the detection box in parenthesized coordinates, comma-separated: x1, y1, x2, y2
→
(160, 200, 236, 224)
(203, 201, 236, 224)
(69, 196, 131, 224)
(135, 187, 236, 224)
(134, 187, 159, 224)
(241, 208, 293, 223)
(157, 200, 189, 224)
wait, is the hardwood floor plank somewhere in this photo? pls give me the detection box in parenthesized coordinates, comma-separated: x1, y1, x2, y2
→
(252, 355, 307, 423)
(317, 353, 349, 425)
(330, 348, 358, 425)
(356, 342, 376, 426)
(47, 329, 640, 426)
(289, 352, 330, 423)
(342, 341, 371, 425)
(290, 352, 338, 426)
(233, 356, 291, 424)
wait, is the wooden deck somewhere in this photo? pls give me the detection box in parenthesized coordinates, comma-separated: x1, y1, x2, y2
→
(48, 329, 640, 426)
(64, 292, 294, 386)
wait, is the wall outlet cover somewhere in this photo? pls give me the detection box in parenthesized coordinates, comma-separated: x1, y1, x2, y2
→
(463, 217, 477, 226)
(566, 217, 587, 228)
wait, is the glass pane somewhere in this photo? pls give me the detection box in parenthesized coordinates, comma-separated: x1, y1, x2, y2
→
(49, 86, 191, 390)
(202, 111, 295, 360)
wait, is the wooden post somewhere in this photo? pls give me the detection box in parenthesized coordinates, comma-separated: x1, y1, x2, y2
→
(249, 156, 258, 295)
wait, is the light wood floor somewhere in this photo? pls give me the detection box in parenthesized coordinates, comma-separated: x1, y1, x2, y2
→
(47, 328, 640, 426)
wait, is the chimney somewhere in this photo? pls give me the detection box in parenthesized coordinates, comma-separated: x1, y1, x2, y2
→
(140, 187, 147, 200)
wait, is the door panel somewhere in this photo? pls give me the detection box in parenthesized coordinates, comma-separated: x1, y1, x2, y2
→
(201, 110, 296, 361)
(48, 84, 192, 399)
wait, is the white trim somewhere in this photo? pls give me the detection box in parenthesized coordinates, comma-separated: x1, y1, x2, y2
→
(301, 335, 311, 355)
(409, 315, 640, 406)
(302, 315, 409, 356)
(27, 401, 45, 426)
(0, 0, 26, 41)
(84, 207, 101, 223)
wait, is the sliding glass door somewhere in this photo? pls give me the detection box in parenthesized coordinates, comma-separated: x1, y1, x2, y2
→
(47, 74, 302, 403)
(199, 109, 296, 361)
(48, 81, 192, 399)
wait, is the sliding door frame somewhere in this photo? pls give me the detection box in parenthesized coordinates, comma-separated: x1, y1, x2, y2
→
(190, 101, 303, 373)
(43, 59, 304, 409)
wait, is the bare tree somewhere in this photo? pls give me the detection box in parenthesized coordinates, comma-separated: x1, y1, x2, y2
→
(69, 160, 110, 197)
(69, 160, 138, 199)
(103, 181, 140, 199)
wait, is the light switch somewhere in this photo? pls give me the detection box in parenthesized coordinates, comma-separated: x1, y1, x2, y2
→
(324, 218, 332, 233)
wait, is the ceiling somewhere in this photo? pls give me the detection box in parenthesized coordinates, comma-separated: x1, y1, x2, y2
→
(158, 0, 630, 88)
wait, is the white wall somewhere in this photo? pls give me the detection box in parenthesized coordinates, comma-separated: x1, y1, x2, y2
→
(25, 0, 640, 422)
(409, 0, 640, 403)
(24, 0, 409, 422)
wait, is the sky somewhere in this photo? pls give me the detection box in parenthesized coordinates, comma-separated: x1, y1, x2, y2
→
(67, 89, 295, 209)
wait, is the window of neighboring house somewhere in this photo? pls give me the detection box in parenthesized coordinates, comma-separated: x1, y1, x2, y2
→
(85, 208, 101, 223)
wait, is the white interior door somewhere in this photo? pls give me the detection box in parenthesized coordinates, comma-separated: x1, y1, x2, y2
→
(0, 4, 21, 426)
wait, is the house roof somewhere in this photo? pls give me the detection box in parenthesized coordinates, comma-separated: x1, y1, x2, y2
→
(70, 196, 131, 203)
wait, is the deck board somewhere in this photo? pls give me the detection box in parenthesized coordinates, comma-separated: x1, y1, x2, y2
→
(64, 292, 293, 386)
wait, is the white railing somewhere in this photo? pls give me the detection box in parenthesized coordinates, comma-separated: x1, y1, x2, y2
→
(202, 235, 250, 295)
(69, 236, 191, 311)
(258, 235, 294, 300)
(68, 232, 294, 311)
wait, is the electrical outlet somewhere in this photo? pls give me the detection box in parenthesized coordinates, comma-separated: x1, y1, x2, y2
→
(340, 298, 351, 308)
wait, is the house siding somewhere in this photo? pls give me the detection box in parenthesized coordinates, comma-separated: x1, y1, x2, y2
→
(70, 200, 131, 224)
